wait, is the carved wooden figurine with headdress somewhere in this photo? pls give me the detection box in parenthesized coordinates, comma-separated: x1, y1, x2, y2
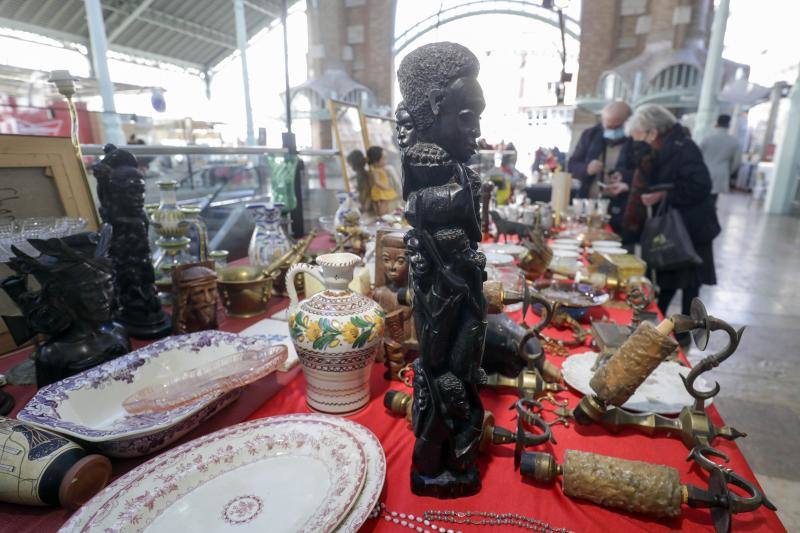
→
(397, 41, 488, 498)
(1, 225, 131, 387)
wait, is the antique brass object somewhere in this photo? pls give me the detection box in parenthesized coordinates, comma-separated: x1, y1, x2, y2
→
(574, 299, 747, 456)
(518, 448, 775, 532)
(588, 251, 647, 288)
(484, 368, 564, 399)
(384, 391, 553, 454)
(264, 230, 316, 296)
(591, 275, 657, 367)
(217, 266, 275, 318)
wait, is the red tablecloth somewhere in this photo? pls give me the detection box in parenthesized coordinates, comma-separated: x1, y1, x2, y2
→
(0, 249, 785, 532)
(245, 303, 784, 533)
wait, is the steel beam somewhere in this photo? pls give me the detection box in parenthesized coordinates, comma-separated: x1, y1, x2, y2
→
(83, 0, 125, 145)
(234, 0, 255, 146)
(108, 0, 156, 42)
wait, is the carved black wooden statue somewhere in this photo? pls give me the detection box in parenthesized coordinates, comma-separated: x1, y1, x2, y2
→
(92, 144, 171, 339)
(1, 226, 131, 388)
(398, 42, 487, 498)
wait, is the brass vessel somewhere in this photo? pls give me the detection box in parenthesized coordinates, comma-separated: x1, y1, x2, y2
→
(217, 265, 275, 318)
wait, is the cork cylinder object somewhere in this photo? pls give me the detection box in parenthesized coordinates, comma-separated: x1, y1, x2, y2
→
(562, 450, 683, 518)
(589, 320, 678, 406)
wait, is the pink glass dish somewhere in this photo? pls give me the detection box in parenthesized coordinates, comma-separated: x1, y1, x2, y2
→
(122, 345, 288, 415)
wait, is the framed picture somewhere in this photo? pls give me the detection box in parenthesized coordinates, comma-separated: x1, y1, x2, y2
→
(362, 112, 401, 194)
(328, 99, 368, 193)
(0, 135, 100, 229)
(0, 134, 100, 356)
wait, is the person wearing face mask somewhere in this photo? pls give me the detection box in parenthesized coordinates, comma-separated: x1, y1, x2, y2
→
(567, 101, 633, 202)
(623, 104, 720, 339)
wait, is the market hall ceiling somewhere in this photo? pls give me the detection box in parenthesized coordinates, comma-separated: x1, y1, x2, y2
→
(0, 0, 284, 72)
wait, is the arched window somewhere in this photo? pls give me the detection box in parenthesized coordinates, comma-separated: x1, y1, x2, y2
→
(597, 72, 630, 101)
(644, 64, 700, 95)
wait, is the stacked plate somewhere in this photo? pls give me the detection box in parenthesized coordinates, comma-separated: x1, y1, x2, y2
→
(590, 240, 626, 255)
(480, 242, 528, 258)
(62, 414, 386, 533)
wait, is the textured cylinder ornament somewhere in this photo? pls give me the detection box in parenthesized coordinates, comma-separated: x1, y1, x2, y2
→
(562, 450, 683, 518)
(590, 321, 678, 406)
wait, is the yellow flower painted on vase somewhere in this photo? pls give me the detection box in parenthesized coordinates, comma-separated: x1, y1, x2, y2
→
(288, 314, 296, 329)
(306, 322, 322, 342)
(342, 322, 360, 344)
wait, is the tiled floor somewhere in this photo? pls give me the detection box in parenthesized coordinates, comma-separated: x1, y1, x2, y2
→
(664, 192, 800, 531)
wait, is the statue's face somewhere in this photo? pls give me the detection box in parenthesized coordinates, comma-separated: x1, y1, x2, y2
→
(381, 245, 408, 285)
(112, 173, 145, 210)
(67, 272, 114, 324)
(431, 77, 485, 162)
(187, 282, 216, 324)
(395, 108, 416, 150)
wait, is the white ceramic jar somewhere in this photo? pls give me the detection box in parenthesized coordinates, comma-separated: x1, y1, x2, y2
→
(287, 253, 384, 414)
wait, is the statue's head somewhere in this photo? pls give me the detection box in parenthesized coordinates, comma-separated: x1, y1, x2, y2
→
(174, 264, 217, 327)
(93, 144, 145, 211)
(394, 101, 416, 150)
(380, 232, 408, 287)
(5, 225, 115, 326)
(397, 42, 484, 163)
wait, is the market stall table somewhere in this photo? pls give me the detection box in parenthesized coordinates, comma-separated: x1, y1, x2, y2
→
(0, 290, 784, 532)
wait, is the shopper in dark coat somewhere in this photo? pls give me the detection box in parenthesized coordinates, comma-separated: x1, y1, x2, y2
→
(567, 101, 632, 198)
(624, 104, 720, 321)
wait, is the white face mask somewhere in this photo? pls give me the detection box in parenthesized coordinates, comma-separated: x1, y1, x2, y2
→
(603, 127, 625, 141)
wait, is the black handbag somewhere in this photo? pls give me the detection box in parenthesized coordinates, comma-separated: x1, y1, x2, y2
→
(641, 200, 703, 271)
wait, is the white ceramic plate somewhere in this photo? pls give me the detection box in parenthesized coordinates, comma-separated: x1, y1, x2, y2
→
(552, 238, 581, 246)
(591, 240, 622, 248)
(592, 247, 627, 255)
(484, 252, 515, 266)
(276, 414, 386, 533)
(551, 249, 579, 258)
(18, 331, 275, 457)
(480, 243, 528, 257)
(562, 351, 712, 414)
(62, 417, 368, 533)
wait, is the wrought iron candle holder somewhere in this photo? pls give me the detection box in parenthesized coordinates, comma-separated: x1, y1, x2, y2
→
(385, 391, 554, 455)
(574, 299, 747, 456)
(519, 447, 775, 532)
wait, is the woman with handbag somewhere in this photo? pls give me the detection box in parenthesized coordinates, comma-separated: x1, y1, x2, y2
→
(622, 105, 720, 330)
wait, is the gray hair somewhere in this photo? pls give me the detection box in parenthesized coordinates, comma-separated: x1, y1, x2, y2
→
(625, 104, 677, 136)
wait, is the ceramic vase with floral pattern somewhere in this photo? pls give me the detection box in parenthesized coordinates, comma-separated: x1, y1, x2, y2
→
(287, 253, 384, 414)
(247, 202, 291, 267)
(334, 192, 361, 228)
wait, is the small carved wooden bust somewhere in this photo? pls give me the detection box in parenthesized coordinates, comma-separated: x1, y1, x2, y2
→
(172, 262, 219, 334)
(373, 231, 415, 341)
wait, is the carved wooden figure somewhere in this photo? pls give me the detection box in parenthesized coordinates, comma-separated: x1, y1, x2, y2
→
(1, 226, 131, 388)
(92, 144, 171, 339)
(397, 41, 488, 498)
(172, 262, 220, 334)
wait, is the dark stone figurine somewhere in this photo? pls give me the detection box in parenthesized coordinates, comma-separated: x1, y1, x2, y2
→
(398, 42, 488, 498)
(1, 226, 131, 388)
(92, 144, 171, 339)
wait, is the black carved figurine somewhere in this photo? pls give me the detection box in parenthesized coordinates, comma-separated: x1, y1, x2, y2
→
(92, 144, 171, 338)
(398, 42, 487, 498)
(1, 225, 131, 388)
